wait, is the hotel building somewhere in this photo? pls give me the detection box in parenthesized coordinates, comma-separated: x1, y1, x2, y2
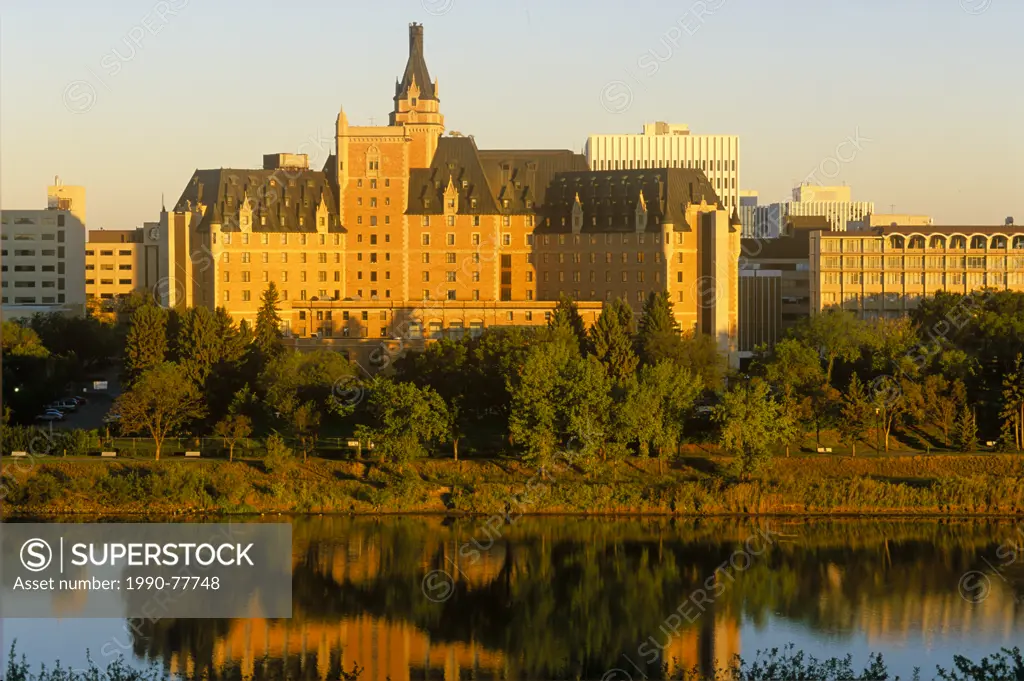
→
(84, 224, 164, 311)
(585, 122, 741, 213)
(810, 223, 1024, 318)
(163, 24, 740, 358)
(0, 180, 87, 320)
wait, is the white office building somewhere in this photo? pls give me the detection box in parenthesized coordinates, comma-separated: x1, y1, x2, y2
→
(751, 184, 874, 238)
(1, 180, 87, 319)
(586, 122, 740, 212)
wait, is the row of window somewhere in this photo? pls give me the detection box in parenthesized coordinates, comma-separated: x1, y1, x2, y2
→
(222, 232, 339, 246)
(592, 158, 738, 173)
(1, 264, 60, 273)
(822, 255, 1024, 270)
(822, 272, 1024, 287)
(1, 295, 66, 305)
(0, 279, 65, 289)
(224, 252, 343, 264)
(86, 264, 133, 271)
(4, 248, 66, 257)
(85, 249, 133, 257)
(86, 279, 133, 286)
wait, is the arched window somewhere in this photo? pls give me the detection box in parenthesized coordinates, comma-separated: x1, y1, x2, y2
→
(1013, 236, 1024, 250)
(908, 236, 925, 249)
(950, 236, 967, 249)
(889, 235, 905, 249)
(929, 235, 946, 249)
(991, 235, 1008, 249)
(366, 146, 381, 176)
(970, 235, 987, 250)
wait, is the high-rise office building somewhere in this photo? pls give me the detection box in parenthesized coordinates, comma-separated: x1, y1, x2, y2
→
(751, 184, 873, 237)
(585, 122, 740, 213)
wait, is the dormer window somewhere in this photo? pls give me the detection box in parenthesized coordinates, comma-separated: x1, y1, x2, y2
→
(411, 98, 418, 106)
(502, 199, 510, 208)
(470, 198, 477, 209)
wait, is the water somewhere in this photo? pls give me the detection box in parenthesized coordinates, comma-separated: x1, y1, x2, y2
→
(2, 517, 1023, 680)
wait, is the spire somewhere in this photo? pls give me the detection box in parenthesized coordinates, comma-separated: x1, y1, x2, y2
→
(730, 206, 742, 228)
(395, 23, 436, 101)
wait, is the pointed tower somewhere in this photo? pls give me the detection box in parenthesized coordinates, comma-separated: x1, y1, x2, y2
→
(390, 23, 445, 167)
(635, 190, 648, 233)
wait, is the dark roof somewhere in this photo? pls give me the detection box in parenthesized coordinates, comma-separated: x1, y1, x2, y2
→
(406, 137, 588, 216)
(87, 229, 142, 244)
(785, 215, 831, 232)
(395, 23, 436, 102)
(537, 168, 721, 233)
(172, 168, 341, 233)
(741, 230, 812, 262)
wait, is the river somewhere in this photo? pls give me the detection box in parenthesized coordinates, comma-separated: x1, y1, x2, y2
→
(2, 516, 1023, 680)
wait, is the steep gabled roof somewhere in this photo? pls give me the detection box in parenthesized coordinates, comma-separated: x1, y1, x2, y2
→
(537, 168, 721, 233)
(407, 137, 499, 215)
(172, 168, 341, 233)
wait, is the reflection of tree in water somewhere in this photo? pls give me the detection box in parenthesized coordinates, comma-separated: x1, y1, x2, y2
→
(129, 517, 1024, 680)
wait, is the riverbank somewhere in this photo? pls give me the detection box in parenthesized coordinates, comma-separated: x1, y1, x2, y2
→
(4, 453, 1024, 516)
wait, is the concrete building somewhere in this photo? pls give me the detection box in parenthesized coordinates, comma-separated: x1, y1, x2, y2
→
(810, 223, 1024, 318)
(752, 184, 873, 237)
(585, 121, 741, 213)
(84, 225, 164, 310)
(737, 216, 826, 356)
(847, 212, 934, 231)
(163, 24, 740, 360)
(0, 180, 87, 319)
(739, 190, 758, 238)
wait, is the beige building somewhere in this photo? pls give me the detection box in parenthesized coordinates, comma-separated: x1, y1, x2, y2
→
(1, 180, 87, 319)
(163, 24, 740, 360)
(586, 122, 741, 213)
(84, 225, 164, 310)
(847, 212, 934, 231)
(810, 224, 1024, 318)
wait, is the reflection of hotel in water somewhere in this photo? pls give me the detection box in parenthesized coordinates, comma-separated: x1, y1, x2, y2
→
(166, 616, 741, 681)
(163, 538, 741, 680)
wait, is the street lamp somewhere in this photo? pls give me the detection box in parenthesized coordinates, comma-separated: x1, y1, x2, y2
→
(875, 407, 881, 454)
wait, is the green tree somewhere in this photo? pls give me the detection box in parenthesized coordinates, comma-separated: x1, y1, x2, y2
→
(795, 309, 864, 384)
(838, 374, 872, 457)
(254, 282, 284, 360)
(173, 306, 222, 388)
(123, 303, 168, 384)
(913, 375, 966, 448)
(637, 291, 683, 366)
(761, 338, 825, 454)
(114, 363, 206, 460)
(212, 388, 254, 462)
(550, 293, 589, 355)
(1000, 354, 1024, 451)
(953, 405, 979, 453)
(677, 331, 726, 391)
(589, 298, 638, 385)
(714, 378, 797, 477)
(621, 361, 702, 473)
(2, 321, 49, 358)
(290, 401, 322, 463)
(355, 378, 450, 464)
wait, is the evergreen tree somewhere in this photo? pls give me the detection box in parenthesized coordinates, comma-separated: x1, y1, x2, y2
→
(637, 291, 683, 366)
(254, 282, 284, 360)
(589, 298, 638, 385)
(550, 293, 588, 355)
(838, 373, 872, 457)
(953, 405, 978, 453)
(174, 306, 222, 387)
(123, 302, 168, 385)
(1000, 354, 1024, 451)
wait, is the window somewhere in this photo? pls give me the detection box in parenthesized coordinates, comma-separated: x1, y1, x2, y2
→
(422, 234, 430, 246)
(446, 253, 456, 264)
(446, 271, 457, 282)
(446, 233, 456, 246)
(447, 290, 457, 300)
(242, 290, 251, 302)
(502, 234, 511, 246)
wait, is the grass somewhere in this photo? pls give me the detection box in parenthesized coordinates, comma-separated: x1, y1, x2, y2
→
(3, 450, 1024, 517)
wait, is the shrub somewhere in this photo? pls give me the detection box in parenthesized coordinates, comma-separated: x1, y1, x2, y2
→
(263, 433, 294, 474)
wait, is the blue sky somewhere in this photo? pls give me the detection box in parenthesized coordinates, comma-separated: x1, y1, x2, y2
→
(2, 0, 1021, 230)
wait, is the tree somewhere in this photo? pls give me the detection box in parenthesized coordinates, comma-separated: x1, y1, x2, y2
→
(123, 303, 168, 384)
(254, 282, 284, 360)
(173, 306, 222, 388)
(637, 291, 683, 366)
(550, 294, 589, 355)
(213, 413, 252, 462)
(838, 374, 872, 457)
(291, 401, 322, 463)
(714, 378, 797, 477)
(1000, 354, 1024, 451)
(621, 361, 702, 473)
(355, 378, 450, 464)
(795, 309, 864, 385)
(677, 332, 726, 391)
(589, 298, 638, 385)
(761, 338, 825, 454)
(914, 375, 966, 448)
(114, 363, 206, 460)
(953, 405, 978, 453)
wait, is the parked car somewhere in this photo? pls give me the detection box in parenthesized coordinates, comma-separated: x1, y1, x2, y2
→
(47, 399, 78, 412)
(69, 395, 89, 406)
(102, 412, 121, 424)
(36, 410, 65, 422)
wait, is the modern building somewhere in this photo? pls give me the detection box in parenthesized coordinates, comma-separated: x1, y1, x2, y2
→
(84, 225, 164, 310)
(163, 24, 740, 360)
(752, 184, 873, 237)
(585, 122, 741, 213)
(738, 190, 758, 238)
(737, 216, 827, 355)
(810, 223, 1024, 318)
(0, 180, 87, 320)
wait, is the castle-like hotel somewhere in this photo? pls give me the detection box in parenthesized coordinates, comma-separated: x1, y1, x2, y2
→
(157, 23, 741, 360)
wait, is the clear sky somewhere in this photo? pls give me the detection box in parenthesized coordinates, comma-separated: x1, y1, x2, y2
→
(2, 0, 1021, 230)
